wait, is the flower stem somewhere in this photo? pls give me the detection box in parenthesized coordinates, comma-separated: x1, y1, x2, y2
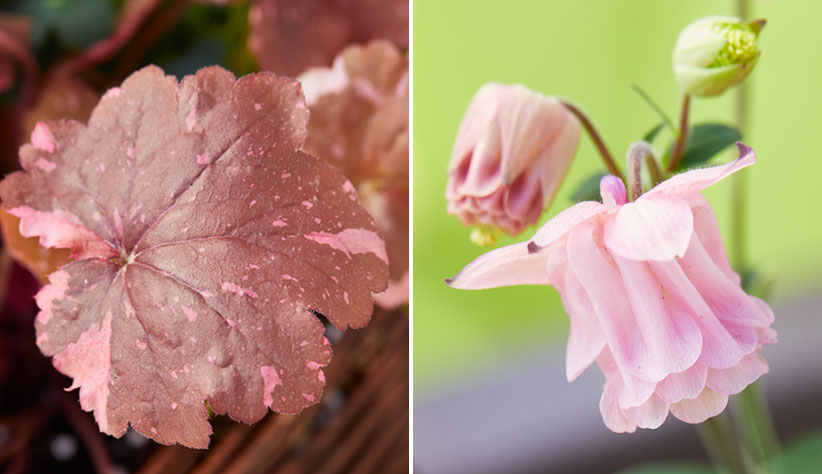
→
(733, 383, 781, 465)
(697, 414, 748, 474)
(560, 100, 624, 180)
(728, 1, 781, 465)
(626, 141, 659, 200)
(666, 93, 691, 172)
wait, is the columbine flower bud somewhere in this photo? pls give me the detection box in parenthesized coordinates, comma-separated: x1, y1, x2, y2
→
(673, 16, 765, 97)
(446, 83, 580, 240)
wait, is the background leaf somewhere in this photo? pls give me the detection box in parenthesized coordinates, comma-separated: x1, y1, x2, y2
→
(771, 431, 822, 474)
(616, 462, 720, 474)
(643, 121, 666, 143)
(668, 123, 741, 171)
(569, 171, 607, 202)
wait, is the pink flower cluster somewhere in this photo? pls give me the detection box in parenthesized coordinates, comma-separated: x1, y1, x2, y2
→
(448, 144, 775, 432)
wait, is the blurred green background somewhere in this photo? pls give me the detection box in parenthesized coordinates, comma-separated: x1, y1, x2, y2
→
(413, 0, 822, 392)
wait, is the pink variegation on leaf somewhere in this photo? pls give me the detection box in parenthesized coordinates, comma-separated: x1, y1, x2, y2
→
(0, 65, 389, 448)
(446, 83, 581, 238)
(448, 144, 775, 432)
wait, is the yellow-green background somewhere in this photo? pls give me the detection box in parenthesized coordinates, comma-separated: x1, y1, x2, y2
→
(414, 0, 822, 392)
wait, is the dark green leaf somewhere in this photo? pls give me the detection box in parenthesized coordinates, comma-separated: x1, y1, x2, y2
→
(616, 462, 719, 474)
(570, 172, 607, 203)
(643, 122, 666, 143)
(7, 0, 114, 50)
(671, 123, 741, 171)
(740, 268, 774, 301)
(772, 432, 822, 474)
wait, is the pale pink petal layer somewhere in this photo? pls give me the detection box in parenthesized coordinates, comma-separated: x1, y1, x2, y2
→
(646, 143, 754, 197)
(623, 394, 669, 429)
(707, 352, 769, 395)
(655, 364, 708, 403)
(528, 201, 609, 251)
(670, 387, 728, 424)
(446, 242, 549, 290)
(604, 194, 693, 261)
(448, 84, 504, 172)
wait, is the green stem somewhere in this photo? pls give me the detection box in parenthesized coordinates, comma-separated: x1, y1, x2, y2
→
(560, 100, 624, 181)
(697, 414, 748, 474)
(728, 0, 781, 467)
(733, 383, 781, 465)
(666, 93, 691, 172)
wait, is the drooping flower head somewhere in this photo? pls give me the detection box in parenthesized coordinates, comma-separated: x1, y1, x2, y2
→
(448, 144, 775, 432)
(446, 83, 581, 241)
(673, 16, 765, 97)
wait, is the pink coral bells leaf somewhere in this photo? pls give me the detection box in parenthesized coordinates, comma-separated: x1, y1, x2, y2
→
(0, 65, 389, 448)
(447, 144, 775, 433)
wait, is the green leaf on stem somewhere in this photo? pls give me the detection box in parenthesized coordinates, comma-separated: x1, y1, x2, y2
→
(771, 432, 822, 474)
(666, 123, 741, 171)
(740, 268, 775, 301)
(616, 462, 720, 474)
(643, 122, 666, 143)
(570, 171, 607, 203)
(631, 85, 676, 133)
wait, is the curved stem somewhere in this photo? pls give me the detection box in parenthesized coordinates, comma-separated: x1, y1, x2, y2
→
(560, 100, 624, 180)
(666, 93, 691, 172)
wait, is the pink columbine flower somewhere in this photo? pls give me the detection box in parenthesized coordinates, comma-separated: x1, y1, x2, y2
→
(446, 83, 581, 237)
(447, 144, 775, 432)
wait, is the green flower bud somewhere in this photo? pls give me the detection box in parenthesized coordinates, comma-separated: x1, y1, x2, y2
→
(673, 16, 765, 97)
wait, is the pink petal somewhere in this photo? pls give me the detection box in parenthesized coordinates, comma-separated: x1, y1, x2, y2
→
(566, 224, 655, 407)
(448, 83, 504, 172)
(655, 363, 708, 404)
(646, 142, 754, 197)
(757, 326, 778, 345)
(534, 116, 580, 208)
(446, 242, 549, 290)
(649, 260, 757, 369)
(498, 89, 570, 184)
(670, 387, 728, 424)
(600, 175, 627, 206)
(527, 201, 609, 252)
(679, 233, 774, 328)
(604, 194, 693, 261)
(707, 352, 769, 395)
(689, 194, 739, 284)
(623, 394, 670, 429)
(599, 376, 637, 434)
(552, 259, 605, 382)
(612, 254, 702, 381)
(458, 120, 503, 197)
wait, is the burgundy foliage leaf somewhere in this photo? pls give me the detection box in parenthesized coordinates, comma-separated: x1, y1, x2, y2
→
(302, 41, 408, 308)
(248, 0, 409, 78)
(0, 65, 389, 448)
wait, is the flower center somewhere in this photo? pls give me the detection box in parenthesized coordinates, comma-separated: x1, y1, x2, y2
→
(711, 23, 758, 67)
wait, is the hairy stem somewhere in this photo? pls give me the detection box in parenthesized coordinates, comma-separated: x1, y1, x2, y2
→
(560, 100, 624, 180)
(666, 93, 691, 172)
(626, 141, 655, 200)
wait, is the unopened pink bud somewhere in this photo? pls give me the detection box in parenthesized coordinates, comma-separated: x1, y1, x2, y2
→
(446, 83, 580, 237)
